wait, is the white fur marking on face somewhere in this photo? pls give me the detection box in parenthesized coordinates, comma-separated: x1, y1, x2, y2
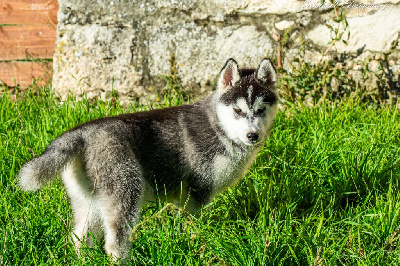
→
(247, 85, 253, 104)
(253, 96, 265, 111)
(236, 98, 250, 113)
(216, 102, 257, 145)
(216, 89, 279, 146)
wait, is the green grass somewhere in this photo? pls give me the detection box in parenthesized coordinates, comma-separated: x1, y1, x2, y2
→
(1, 88, 400, 265)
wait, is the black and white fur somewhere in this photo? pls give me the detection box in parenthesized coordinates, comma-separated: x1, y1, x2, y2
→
(18, 58, 279, 260)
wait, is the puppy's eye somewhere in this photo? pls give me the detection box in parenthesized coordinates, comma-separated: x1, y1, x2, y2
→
(255, 108, 266, 115)
(234, 108, 245, 117)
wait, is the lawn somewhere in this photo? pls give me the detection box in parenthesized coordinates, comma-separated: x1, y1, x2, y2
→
(1, 88, 400, 265)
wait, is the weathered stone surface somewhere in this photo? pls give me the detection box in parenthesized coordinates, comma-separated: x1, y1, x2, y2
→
(53, 24, 142, 99)
(275, 20, 295, 31)
(307, 5, 400, 53)
(53, 0, 400, 102)
(148, 24, 273, 89)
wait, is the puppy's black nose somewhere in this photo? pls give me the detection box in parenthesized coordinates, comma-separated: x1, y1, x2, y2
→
(246, 133, 259, 142)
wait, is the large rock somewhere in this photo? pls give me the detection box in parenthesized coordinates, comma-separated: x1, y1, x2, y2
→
(53, 0, 400, 101)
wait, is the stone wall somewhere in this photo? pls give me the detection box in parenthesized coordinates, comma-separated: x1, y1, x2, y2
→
(53, 0, 400, 103)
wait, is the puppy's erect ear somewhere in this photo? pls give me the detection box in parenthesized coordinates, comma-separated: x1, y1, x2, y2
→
(218, 58, 240, 91)
(256, 58, 277, 86)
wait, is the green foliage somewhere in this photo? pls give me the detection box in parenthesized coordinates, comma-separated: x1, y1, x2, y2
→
(160, 53, 190, 107)
(1, 88, 400, 264)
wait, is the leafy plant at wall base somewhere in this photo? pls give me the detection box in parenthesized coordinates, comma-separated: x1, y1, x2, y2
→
(161, 53, 190, 106)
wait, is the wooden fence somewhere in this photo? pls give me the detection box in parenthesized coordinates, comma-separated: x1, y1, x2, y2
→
(0, 0, 58, 87)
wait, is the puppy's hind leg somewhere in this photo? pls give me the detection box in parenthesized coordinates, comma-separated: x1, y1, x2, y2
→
(95, 157, 143, 261)
(71, 198, 102, 253)
(62, 156, 102, 254)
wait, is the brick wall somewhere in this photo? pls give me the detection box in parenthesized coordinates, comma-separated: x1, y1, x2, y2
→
(0, 0, 58, 87)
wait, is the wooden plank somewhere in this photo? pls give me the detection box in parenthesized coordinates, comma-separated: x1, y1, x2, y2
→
(0, 0, 58, 25)
(0, 24, 56, 60)
(0, 61, 52, 87)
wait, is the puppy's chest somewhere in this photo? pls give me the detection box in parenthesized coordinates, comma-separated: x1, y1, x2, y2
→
(211, 150, 258, 194)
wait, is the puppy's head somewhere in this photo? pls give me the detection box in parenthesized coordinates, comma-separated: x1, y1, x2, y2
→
(216, 58, 279, 146)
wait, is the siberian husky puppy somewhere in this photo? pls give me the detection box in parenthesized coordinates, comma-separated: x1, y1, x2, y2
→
(18, 58, 279, 260)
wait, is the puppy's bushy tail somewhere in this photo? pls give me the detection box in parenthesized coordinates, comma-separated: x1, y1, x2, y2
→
(18, 130, 84, 191)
